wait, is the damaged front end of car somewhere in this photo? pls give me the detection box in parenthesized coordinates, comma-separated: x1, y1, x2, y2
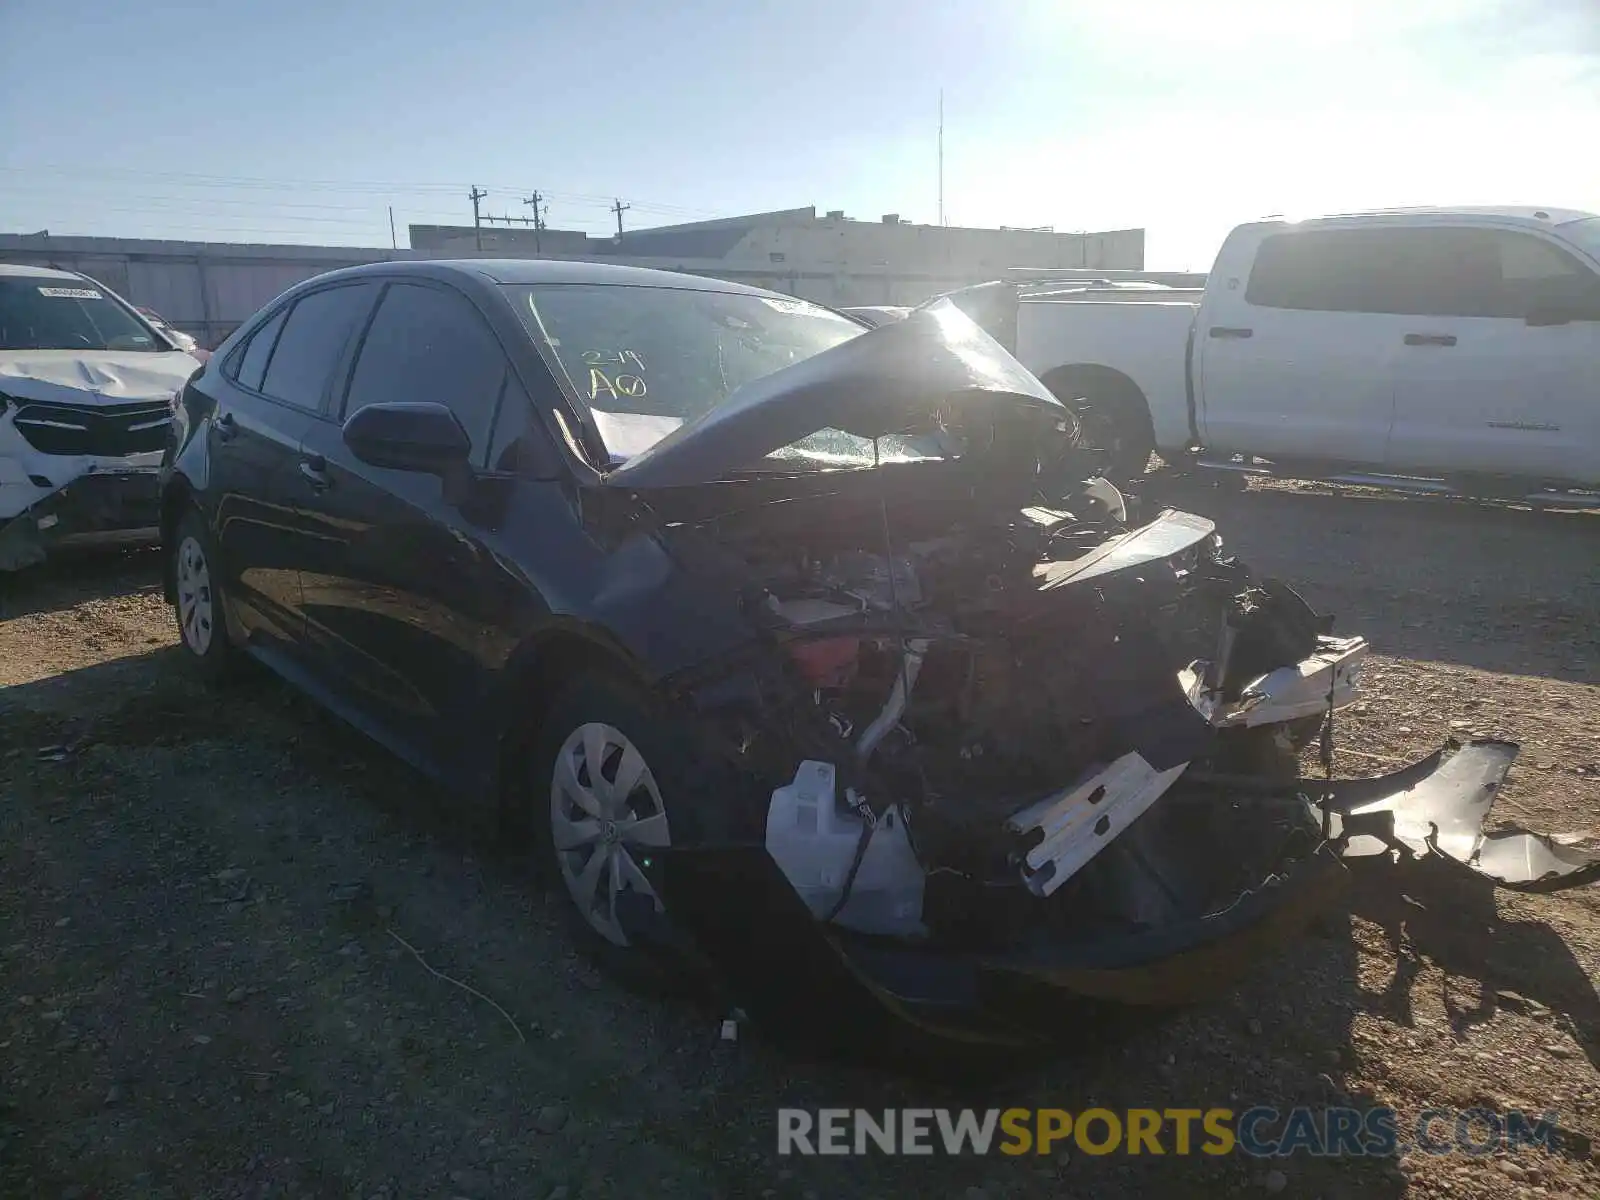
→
(582, 301, 1596, 1059)
(0, 354, 195, 570)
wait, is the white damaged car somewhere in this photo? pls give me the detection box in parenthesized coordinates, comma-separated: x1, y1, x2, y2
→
(0, 264, 202, 569)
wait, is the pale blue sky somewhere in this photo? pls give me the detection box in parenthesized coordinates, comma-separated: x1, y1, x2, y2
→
(2, 0, 1597, 268)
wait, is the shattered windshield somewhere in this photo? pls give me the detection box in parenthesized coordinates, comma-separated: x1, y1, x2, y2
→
(506, 282, 947, 469)
(0, 279, 163, 352)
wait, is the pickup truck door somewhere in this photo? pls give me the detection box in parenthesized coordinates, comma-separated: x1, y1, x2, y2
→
(1383, 226, 1600, 486)
(1197, 229, 1396, 465)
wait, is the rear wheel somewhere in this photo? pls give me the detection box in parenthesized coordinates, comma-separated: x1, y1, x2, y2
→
(170, 509, 239, 681)
(1046, 371, 1155, 485)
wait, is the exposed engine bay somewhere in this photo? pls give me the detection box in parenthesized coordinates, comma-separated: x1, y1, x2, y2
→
(632, 465, 1365, 955)
(639, 465, 1594, 973)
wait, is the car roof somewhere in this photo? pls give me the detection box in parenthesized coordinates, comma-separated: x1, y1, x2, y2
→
(304, 257, 786, 297)
(1250, 206, 1597, 231)
(0, 263, 86, 281)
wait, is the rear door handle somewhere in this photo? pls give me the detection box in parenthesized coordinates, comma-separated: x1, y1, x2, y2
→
(298, 456, 331, 490)
(1403, 333, 1457, 347)
(1209, 326, 1253, 339)
(214, 412, 237, 442)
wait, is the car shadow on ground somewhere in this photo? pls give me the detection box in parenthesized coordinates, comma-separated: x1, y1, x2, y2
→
(0, 545, 164, 621)
(1350, 856, 1600, 1071)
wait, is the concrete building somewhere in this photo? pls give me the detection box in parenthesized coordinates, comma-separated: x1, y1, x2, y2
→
(0, 208, 1148, 348)
(408, 224, 592, 256)
(412, 205, 1144, 297)
(599, 206, 1145, 278)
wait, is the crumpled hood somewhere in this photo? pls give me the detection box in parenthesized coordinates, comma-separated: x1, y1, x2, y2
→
(603, 298, 1064, 490)
(0, 350, 200, 407)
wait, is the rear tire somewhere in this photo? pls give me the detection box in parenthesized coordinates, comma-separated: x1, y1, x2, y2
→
(1046, 372, 1155, 485)
(170, 509, 239, 682)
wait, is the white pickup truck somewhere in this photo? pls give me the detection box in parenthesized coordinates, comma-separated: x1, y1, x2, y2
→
(1003, 206, 1600, 497)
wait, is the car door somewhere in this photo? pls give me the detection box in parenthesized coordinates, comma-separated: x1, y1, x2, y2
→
(213, 282, 381, 659)
(1198, 227, 1399, 466)
(291, 279, 525, 773)
(1385, 226, 1600, 484)
(206, 302, 316, 650)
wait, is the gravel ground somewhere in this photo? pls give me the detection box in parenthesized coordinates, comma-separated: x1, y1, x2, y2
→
(1, 479, 1597, 1200)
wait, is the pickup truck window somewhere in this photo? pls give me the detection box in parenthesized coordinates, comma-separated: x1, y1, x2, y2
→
(1246, 226, 1598, 320)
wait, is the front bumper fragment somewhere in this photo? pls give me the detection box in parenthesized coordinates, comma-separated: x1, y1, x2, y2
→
(625, 741, 1592, 1060)
(1191, 739, 1600, 893)
(1321, 739, 1600, 892)
(630, 842, 1346, 1058)
(0, 469, 160, 569)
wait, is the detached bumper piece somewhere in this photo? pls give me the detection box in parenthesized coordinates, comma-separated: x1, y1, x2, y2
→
(0, 470, 160, 570)
(1323, 739, 1600, 892)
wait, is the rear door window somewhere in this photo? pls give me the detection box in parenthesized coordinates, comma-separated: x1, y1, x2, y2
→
(341, 282, 509, 460)
(260, 283, 379, 412)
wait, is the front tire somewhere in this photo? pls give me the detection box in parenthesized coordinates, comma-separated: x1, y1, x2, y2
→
(525, 672, 727, 982)
(170, 509, 239, 681)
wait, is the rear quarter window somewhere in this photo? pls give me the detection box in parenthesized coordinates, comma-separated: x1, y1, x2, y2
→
(232, 308, 288, 392)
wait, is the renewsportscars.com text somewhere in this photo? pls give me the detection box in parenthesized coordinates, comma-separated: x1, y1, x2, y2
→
(776, 1106, 1560, 1158)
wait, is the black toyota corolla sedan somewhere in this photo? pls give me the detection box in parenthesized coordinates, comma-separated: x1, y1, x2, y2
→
(160, 259, 1581, 1060)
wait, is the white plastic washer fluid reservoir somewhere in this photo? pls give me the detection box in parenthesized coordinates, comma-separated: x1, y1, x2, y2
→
(764, 760, 925, 936)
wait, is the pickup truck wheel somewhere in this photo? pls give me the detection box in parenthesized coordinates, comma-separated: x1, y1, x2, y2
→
(1047, 373, 1155, 484)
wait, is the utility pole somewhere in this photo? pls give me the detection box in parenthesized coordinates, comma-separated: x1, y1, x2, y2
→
(388, 205, 397, 251)
(611, 198, 630, 241)
(938, 89, 945, 227)
(523, 192, 547, 253)
(469, 185, 488, 251)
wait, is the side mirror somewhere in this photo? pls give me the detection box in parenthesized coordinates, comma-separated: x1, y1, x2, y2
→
(342, 402, 471, 474)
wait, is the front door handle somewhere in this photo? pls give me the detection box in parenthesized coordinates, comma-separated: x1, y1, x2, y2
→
(1403, 333, 1457, 347)
(214, 412, 237, 443)
(1209, 326, 1253, 339)
(298, 457, 331, 490)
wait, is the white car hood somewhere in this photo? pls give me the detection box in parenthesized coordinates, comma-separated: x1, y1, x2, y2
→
(0, 350, 200, 406)
(1, 350, 199, 526)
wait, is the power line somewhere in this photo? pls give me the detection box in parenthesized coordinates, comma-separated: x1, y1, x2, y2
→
(0, 165, 722, 217)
